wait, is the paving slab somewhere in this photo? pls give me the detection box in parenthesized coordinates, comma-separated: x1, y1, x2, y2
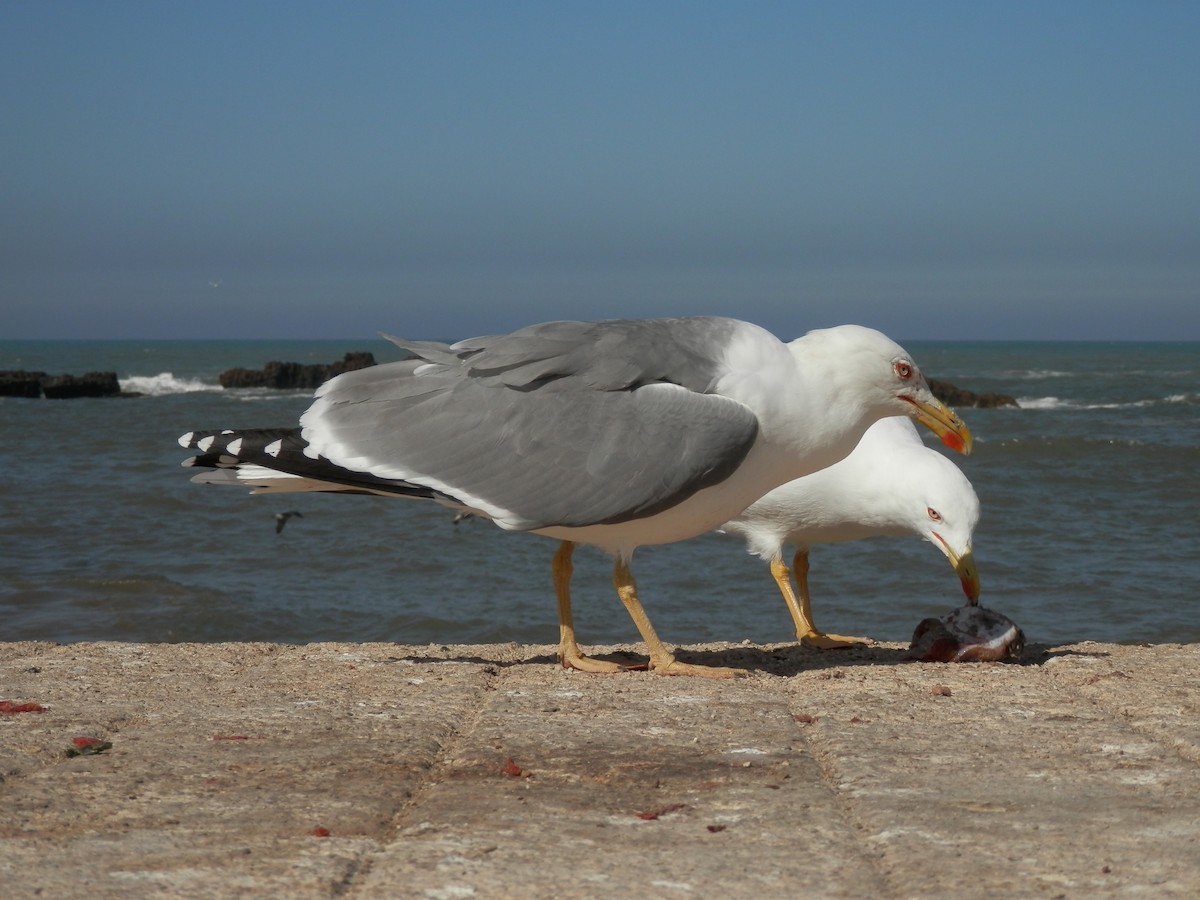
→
(1, 640, 1197, 898)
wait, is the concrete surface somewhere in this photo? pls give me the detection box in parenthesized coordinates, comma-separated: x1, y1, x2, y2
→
(1, 639, 1197, 898)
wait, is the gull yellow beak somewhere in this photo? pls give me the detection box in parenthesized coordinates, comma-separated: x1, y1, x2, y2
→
(951, 547, 981, 604)
(931, 535, 980, 603)
(903, 394, 973, 456)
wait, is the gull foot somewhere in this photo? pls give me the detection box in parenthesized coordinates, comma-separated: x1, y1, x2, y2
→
(559, 650, 637, 674)
(649, 657, 746, 679)
(799, 631, 868, 650)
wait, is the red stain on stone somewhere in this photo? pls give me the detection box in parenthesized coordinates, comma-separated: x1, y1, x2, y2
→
(0, 700, 46, 714)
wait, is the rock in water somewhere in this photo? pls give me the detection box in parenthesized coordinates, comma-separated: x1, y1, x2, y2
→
(0, 371, 47, 398)
(927, 378, 1019, 409)
(218, 352, 376, 390)
(907, 605, 1025, 662)
(41, 372, 122, 399)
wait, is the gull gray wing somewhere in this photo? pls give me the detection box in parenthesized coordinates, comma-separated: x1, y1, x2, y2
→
(303, 318, 761, 530)
(395, 317, 747, 391)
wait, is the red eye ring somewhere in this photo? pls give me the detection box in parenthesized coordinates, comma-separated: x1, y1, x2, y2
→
(927, 506, 942, 521)
(895, 361, 914, 379)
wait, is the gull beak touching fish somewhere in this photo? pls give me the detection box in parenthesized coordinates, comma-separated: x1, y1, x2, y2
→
(719, 416, 979, 650)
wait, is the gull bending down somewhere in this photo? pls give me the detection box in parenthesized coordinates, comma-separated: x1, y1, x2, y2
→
(720, 416, 981, 649)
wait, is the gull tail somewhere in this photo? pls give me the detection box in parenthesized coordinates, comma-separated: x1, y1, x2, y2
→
(178, 427, 444, 500)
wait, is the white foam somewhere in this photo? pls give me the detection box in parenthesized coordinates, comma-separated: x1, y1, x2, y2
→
(1004, 369, 1072, 379)
(229, 388, 299, 402)
(120, 372, 218, 396)
(1017, 396, 1073, 410)
(1018, 395, 1192, 411)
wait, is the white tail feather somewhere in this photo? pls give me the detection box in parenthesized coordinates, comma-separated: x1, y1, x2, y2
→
(188, 466, 393, 496)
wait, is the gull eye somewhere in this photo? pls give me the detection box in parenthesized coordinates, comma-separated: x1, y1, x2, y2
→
(927, 506, 942, 522)
(895, 361, 914, 379)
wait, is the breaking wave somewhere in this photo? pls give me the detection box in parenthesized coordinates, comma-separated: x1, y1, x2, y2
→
(1004, 369, 1073, 380)
(120, 372, 219, 396)
(1018, 394, 1195, 411)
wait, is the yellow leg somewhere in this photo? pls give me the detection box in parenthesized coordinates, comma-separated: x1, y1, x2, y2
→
(613, 557, 743, 678)
(553, 542, 626, 674)
(771, 550, 867, 650)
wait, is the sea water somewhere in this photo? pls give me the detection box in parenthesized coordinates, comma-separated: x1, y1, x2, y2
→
(1, 338, 1197, 647)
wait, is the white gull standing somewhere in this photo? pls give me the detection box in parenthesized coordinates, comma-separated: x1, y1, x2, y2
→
(719, 415, 981, 649)
(178, 316, 971, 678)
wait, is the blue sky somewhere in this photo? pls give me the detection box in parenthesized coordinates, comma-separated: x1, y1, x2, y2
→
(2, 1, 1197, 341)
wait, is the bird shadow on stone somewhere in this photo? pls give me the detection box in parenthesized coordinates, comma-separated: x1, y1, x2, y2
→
(676, 643, 910, 677)
(382, 640, 1096, 677)
(1002, 642, 1112, 666)
(671, 640, 1095, 677)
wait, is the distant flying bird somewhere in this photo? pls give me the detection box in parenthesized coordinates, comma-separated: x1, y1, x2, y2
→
(274, 510, 303, 534)
(719, 416, 980, 649)
(208, 279, 222, 288)
(178, 317, 971, 678)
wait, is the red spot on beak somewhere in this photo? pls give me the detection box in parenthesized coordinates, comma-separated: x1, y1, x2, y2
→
(939, 429, 967, 454)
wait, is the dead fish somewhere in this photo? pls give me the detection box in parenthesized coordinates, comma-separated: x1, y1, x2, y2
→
(907, 605, 1024, 662)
